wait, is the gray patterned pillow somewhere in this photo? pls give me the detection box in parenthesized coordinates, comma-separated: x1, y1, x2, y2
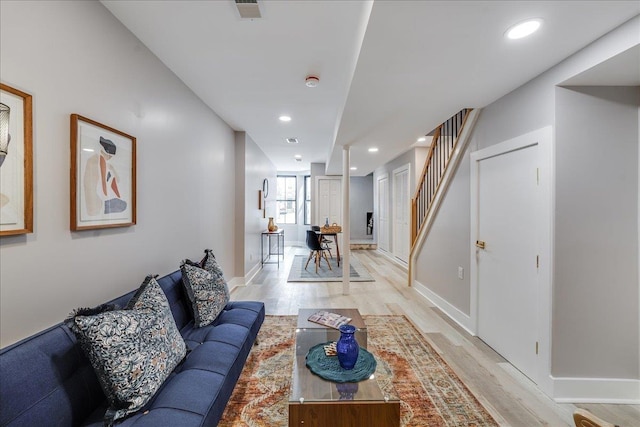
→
(180, 261, 229, 327)
(200, 249, 230, 301)
(66, 276, 186, 425)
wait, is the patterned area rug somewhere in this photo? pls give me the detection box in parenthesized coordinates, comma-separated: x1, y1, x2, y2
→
(219, 315, 497, 426)
(287, 254, 374, 282)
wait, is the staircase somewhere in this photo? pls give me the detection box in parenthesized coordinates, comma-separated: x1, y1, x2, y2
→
(408, 108, 480, 286)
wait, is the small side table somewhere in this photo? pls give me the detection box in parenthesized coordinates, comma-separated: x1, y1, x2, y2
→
(261, 229, 285, 268)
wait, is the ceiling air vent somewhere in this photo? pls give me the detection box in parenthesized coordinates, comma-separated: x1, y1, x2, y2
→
(235, 0, 261, 19)
(285, 137, 299, 144)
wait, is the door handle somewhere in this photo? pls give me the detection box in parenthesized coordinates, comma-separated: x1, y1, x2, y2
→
(475, 240, 486, 249)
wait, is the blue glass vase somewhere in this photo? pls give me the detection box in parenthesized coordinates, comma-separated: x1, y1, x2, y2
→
(336, 324, 359, 370)
(336, 382, 359, 400)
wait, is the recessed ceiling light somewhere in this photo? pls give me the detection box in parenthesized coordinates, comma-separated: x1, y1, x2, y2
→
(417, 136, 426, 142)
(279, 115, 291, 122)
(505, 18, 542, 40)
(368, 147, 379, 153)
(285, 137, 299, 144)
(294, 154, 302, 159)
(350, 166, 357, 170)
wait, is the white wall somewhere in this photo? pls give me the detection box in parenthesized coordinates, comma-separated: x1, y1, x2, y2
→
(0, 1, 237, 347)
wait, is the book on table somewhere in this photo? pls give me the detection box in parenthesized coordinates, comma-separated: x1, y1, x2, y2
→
(307, 310, 352, 329)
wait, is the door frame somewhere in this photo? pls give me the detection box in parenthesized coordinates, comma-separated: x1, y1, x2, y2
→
(392, 163, 411, 263)
(375, 172, 390, 253)
(469, 126, 553, 394)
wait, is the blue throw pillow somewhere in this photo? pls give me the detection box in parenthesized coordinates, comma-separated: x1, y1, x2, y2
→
(66, 276, 186, 425)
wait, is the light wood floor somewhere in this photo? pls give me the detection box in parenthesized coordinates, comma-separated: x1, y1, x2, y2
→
(231, 246, 640, 427)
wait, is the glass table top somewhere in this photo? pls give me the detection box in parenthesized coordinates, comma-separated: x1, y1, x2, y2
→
(289, 309, 397, 404)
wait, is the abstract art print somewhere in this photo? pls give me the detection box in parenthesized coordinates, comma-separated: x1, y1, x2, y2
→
(0, 83, 33, 236)
(70, 114, 136, 231)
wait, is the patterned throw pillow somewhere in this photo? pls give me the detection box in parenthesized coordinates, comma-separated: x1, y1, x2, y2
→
(66, 276, 186, 426)
(199, 249, 231, 301)
(180, 260, 229, 328)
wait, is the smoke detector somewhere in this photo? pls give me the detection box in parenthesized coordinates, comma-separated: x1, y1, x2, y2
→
(305, 76, 320, 88)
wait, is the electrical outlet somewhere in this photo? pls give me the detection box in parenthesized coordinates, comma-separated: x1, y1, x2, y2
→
(458, 266, 464, 280)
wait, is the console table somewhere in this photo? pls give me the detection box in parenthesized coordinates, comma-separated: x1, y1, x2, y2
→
(261, 229, 284, 268)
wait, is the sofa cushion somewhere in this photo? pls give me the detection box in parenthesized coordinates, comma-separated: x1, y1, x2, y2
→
(180, 262, 228, 327)
(66, 276, 186, 425)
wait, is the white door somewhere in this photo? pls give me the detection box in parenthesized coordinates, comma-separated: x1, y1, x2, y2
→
(317, 177, 341, 226)
(392, 165, 410, 262)
(317, 177, 342, 252)
(476, 144, 539, 382)
(377, 174, 390, 252)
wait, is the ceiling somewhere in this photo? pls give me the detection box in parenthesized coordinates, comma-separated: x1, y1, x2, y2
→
(101, 1, 640, 176)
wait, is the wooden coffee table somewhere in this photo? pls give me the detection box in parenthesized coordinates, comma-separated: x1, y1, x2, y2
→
(289, 309, 400, 427)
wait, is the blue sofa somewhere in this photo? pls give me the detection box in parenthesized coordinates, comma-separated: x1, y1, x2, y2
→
(0, 270, 265, 427)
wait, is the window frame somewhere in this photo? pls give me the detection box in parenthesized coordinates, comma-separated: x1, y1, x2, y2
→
(276, 175, 297, 224)
(303, 175, 311, 225)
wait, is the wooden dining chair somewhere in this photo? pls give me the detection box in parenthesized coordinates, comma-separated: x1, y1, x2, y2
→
(573, 409, 618, 427)
(305, 229, 332, 274)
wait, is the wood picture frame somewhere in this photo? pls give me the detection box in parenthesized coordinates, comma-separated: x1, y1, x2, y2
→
(70, 114, 136, 231)
(0, 83, 33, 236)
(258, 190, 263, 210)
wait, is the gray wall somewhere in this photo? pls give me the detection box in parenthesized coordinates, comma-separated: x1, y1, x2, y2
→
(0, 1, 238, 347)
(554, 86, 639, 378)
(349, 176, 374, 240)
(236, 132, 277, 276)
(414, 16, 640, 382)
(415, 147, 471, 314)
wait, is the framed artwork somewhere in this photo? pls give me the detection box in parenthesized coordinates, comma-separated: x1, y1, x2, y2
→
(70, 114, 136, 231)
(0, 83, 33, 236)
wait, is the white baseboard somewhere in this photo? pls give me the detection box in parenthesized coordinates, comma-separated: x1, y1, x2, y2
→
(411, 283, 640, 404)
(229, 262, 262, 291)
(551, 376, 640, 404)
(376, 249, 408, 271)
(413, 279, 475, 335)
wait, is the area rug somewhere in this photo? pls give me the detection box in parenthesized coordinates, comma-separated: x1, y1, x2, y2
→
(287, 254, 374, 282)
(218, 315, 498, 426)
